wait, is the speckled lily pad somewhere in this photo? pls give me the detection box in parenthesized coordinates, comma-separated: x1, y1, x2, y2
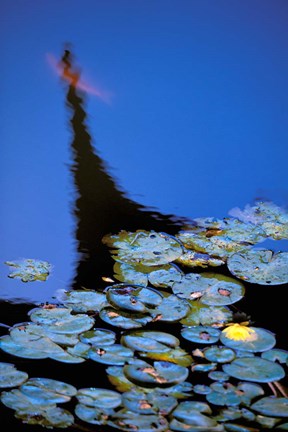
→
(88, 344, 134, 365)
(76, 388, 122, 409)
(227, 248, 288, 285)
(222, 357, 285, 382)
(180, 302, 232, 327)
(181, 326, 221, 345)
(122, 388, 177, 415)
(99, 307, 153, 329)
(105, 284, 163, 313)
(4, 259, 51, 282)
(220, 327, 276, 352)
(0, 362, 28, 388)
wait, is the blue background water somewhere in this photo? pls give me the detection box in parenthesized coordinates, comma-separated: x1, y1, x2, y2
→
(1, 0, 288, 304)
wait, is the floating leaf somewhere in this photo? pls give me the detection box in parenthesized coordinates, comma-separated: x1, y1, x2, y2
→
(122, 388, 177, 415)
(261, 348, 288, 364)
(148, 264, 183, 288)
(102, 230, 184, 266)
(220, 327, 276, 352)
(123, 361, 189, 388)
(121, 330, 180, 352)
(0, 362, 28, 388)
(105, 284, 163, 313)
(175, 249, 225, 268)
(4, 258, 51, 282)
(206, 382, 243, 407)
(20, 378, 77, 404)
(152, 294, 190, 322)
(181, 326, 221, 345)
(76, 387, 122, 409)
(181, 302, 232, 327)
(108, 410, 169, 431)
(89, 344, 134, 365)
(113, 262, 149, 286)
(227, 248, 288, 285)
(15, 406, 74, 428)
(75, 403, 113, 425)
(61, 289, 107, 313)
(251, 396, 288, 417)
(203, 346, 235, 363)
(222, 357, 285, 382)
(80, 328, 116, 346)
(100, 307, 153, 329)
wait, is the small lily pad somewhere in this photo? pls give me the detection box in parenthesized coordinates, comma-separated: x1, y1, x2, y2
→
(61, 289, 107, 313)
(89, 344, 134, 365)
(20, 378, 77, 404)
(251, 396, 288, 417)
(108, 411, 169, 431)
(100, 307, 153, 329)
(181, 302, 232, 327)
(105, 284, 163, 313)
(122, 388, 177, 415)
(175, 249, 225, 268)
(123, 361, 189, 388)
(220, 327, 276, 352)
(102, 230, 184, 266)
(152, 294, 190, 322)
(227, 248, 288, 285)
(0, 362, 28, 388)
(76, 388, 122, 409)
(4, 258, 51, 282)
(181, 326, 221, 344)
(148, 264, 183, 288)
(75, 403, 113, 425)
(80, 328, 116, 346)
(203, 346, 235, 363)
(222, 357, 285, 382)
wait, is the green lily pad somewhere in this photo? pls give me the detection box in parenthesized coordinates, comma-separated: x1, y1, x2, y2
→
(181, 326, 221, 344)
(220, 327, 276, 352)
(208, 371, 229, 382)
(121, 330, 180, 352)
(15, 406, 74, 428)
(0, 333, 64, 359)
(172, 273, 245, 306)
(75, 403, 113, 425)
(236, 382, 264, 405)
(0, 362, 28, 388)
(206, 382, 243, 407)
(76, 387, 122, 409)
(105, 284, 163, 313)
(108, 411, 169, 431)
(181, 302, 232, 327)
(10, 322, 80, 346)
(222, 357, 285, 382)
(148, 264, 183, 288)
(28, 306, 95, 334)
(175, 249, 225, 268)
(61, 289, 107, 312)
(100, 307, 153, 329)
(261, 348, 288, 364)
(227, 248, 288, 285)
(229, 200, 288, 240)
(20, 378, 77, 404)
(113, 262, 149, 286)
(123, 361, 189, 388)
(251, 396, 288, 417)
(102, 230, 184, 266)
(122, 388, 177, 415)
(203, 346, 235, 363)
(89, 344, 134, 365)
(152, 294, 190, 322)
(169, 418, 224, 431)
(80, 328, 116, 346)
(4, 258, 51, 282)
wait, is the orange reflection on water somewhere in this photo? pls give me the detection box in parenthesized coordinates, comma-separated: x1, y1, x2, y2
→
(46, 52, 112, 104)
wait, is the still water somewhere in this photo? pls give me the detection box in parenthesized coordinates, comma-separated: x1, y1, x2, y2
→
(1, 49, 288, 431)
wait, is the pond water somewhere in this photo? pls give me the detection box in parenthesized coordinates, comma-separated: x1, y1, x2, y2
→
(1, 2, 288, 431)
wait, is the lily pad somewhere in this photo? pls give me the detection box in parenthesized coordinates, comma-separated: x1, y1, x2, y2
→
(4, 258, 51, 282)
(220, 327, 276, 352)
(222, 357, 285, 382)
(121, 330, 180, 352)
(15, 406, 74, 428)
(61, 289, 107, 313)
(123, 361, 189, 388)
(113, 262, 149, 286)
(0, 362, 28, 388)
(251, 396, 288, 417)
(152, 294, 190, 322)
(122, 388, 177, 415)
(227, 248, 288, 285)
(203, 346, 235, 363)
(100, 307, 153, 329)
(102, 230, 184, 266)
(148, 264, 183, 288)
(108, 411, 169, 431)
(88, 344, 134, 365)
(175, 249, 225, 268)
(172, 273, 245, 306)
(80, 328, 116, 346)
(105, 284, 163, 313)
(181, 326, 221, 345)
(20, 378, 77, 404)
(181, 302, 232, 327)
(76, 387, 122, 409)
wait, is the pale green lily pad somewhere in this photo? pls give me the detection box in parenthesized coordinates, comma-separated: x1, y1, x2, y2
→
(76, 387, 122, 409)
(222, 357, 285, 382)
(229, 200, 288, 240)
(172, 273, 245, 306)
(80, 328, 116, 346)
(89, 344, 134, 365)
(100, 307, 153, 329)
(193, 384, 212, 394)
(108, 411, 169, 431)
(181, 326, 221, 344)
(113, 262, 149, 286)
(251, 396, 288, 417)
(0, 362, 28, 388)
(169, 418, 224, 431)
(61, 289, 107, 312)
(122, 388, 177, 415)
(148, 264, 183, 288)
(123, 361, 189, 388)
(175, 249, 225, 268)
(10, 322, 80, 346)
(50, 350, 86, 363)
(102, 230, 184, 266)
(261, 348, 288, 364)
(181, 302, 232, 326)
(152, 294, 190, 322)
(28, 306, 95, 334)
(20, 378, 77, 404)
(121, 330, 180, 352)
(203, 346, 235, 363)
(191, 363, 217, 373)
(105, 284, 163, 313)
(171, 401, 224, 429)
(0, 333, 64, 359)
(206, 382, 243, 407)
(220, 327, 276, 352)
(15, 406, 74, 428)
(4, 258, 52, 282)
(236, 382, 265, 405)
(75, 403, 113, 425)
(227, 248, 288, 285)
(208, 371, 229, 382)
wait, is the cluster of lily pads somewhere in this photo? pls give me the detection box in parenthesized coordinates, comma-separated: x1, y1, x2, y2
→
(0, 200, 288, 431)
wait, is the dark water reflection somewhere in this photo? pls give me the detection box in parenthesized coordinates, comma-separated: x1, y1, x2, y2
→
(0, 52, 287, 431)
